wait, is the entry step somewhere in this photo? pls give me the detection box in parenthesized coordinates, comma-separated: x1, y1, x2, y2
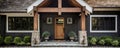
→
(34, 42, 81, 47)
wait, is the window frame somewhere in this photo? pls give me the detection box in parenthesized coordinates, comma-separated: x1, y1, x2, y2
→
(90, 15, 117, 33)
(6, 16, 36, 33)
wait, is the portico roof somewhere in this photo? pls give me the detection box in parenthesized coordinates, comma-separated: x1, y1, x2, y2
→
(0, 0, 120, 13)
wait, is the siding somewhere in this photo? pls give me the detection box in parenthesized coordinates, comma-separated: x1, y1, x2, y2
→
(0, 15, 6, 37)
(5, 33, 31, 37)
(39, 13, 80, 41)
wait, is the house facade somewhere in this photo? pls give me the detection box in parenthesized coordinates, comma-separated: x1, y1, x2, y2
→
(0, 0, 120, 46)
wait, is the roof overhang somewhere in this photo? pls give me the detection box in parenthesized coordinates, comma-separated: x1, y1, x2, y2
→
(76, 0, 93, 13)
(27, 0, 44, 13)
(27, 0, 93, 13)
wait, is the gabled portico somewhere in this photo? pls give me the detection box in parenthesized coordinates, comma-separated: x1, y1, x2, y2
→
(31, 0, 92, 46)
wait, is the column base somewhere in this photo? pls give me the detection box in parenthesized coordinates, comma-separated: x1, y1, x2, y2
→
(78, 31, 88, 46)
(31, 31, 40, 46)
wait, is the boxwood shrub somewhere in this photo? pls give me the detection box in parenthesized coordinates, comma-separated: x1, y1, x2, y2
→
(104, 37, 112, 45)
(111, 40, 119, 46)
(23, 36, 31, 43)
(13, 37, 22, 45)
(89, 37, 97, 45)
(98, 39, 105, 45)
(4, 36, 13, 45)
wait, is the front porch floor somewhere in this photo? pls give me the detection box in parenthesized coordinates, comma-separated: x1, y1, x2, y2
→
(34, 42, 81, 47)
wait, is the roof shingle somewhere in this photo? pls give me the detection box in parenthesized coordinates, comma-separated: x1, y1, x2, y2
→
(0, 0, 37, 12)
(84, 0, 120, 7)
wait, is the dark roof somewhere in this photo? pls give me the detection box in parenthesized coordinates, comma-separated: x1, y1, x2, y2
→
(0, 0, 37, 12)
(0, 0, 120, 12)
(84, 0, 120, 7)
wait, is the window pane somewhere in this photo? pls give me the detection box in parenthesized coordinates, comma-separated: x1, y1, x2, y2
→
(92, 17, 115, 31)
(8, 17, 33, 30)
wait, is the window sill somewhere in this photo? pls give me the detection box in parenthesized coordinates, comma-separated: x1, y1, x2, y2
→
(90, 31, 117, 33)
(6, 31, 35, 33)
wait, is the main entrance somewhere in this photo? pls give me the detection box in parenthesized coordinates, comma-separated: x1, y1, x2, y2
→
(55, 17, 64, 39)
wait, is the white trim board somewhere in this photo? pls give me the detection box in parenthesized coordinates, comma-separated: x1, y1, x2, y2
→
(6, 16, 39, 33)
(90, 15, 117, 33)
(27, 0, 44, 13)
(76, 0, 93, 13)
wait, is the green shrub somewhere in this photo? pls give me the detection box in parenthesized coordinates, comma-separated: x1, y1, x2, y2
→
(104, 37, 112, 45)
(0, 35, 3, 45)
(90, 37, 97, 45)
(24, 36, 31, 43)
(98, 39, 105, 45)
(42, 31, 50, 38)
(68, 31, 76, 37)
(13, 37, 22, 45)
(111, 40, 119, 46)
(4, 36, 13, 45)
(17, 41, 25, 46)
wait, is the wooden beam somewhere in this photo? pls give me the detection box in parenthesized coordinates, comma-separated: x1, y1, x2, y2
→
(34, 7, 38, 31)
(69, 0, 82, 7)
(58, 0, 62, 15)
(38, 8, 81, 12)
(81, 6, 86, 31)
(62, 8, 81, 12)
(38, 8, 58, 12)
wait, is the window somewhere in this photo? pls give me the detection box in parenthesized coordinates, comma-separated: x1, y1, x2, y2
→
(7, 16, 34, 32)
(46, 17, 52, 24)
(90, 15, 117, 32)
(67, 17, 72, 24)
(56, 18, 64, 24)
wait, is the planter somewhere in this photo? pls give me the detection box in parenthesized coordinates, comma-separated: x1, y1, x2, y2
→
(44, 37, 49, 42)
(70, 37, 74, 42)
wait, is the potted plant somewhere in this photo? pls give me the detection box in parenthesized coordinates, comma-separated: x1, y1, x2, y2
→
(68, 31, 76, 41)
(42, 31, 50, 41)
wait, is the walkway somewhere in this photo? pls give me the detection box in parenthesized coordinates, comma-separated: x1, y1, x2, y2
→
(0, 47, 120, 48)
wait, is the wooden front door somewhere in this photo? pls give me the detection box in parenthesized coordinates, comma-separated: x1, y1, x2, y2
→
(55, 17, 64, 39)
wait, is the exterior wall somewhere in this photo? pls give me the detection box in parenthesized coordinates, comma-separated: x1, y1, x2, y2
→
(87, 11, 120, 37)
(5, 33, 31, 37)
(40, 13, 80, 41)
(0, 15, 6, 37)
(0, 13, 32, 37)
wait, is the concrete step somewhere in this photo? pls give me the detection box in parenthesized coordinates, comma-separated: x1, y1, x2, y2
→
(33, 42, 83, 47)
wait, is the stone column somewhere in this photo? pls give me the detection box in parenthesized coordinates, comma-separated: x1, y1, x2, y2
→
(79, 31, 88, 46)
